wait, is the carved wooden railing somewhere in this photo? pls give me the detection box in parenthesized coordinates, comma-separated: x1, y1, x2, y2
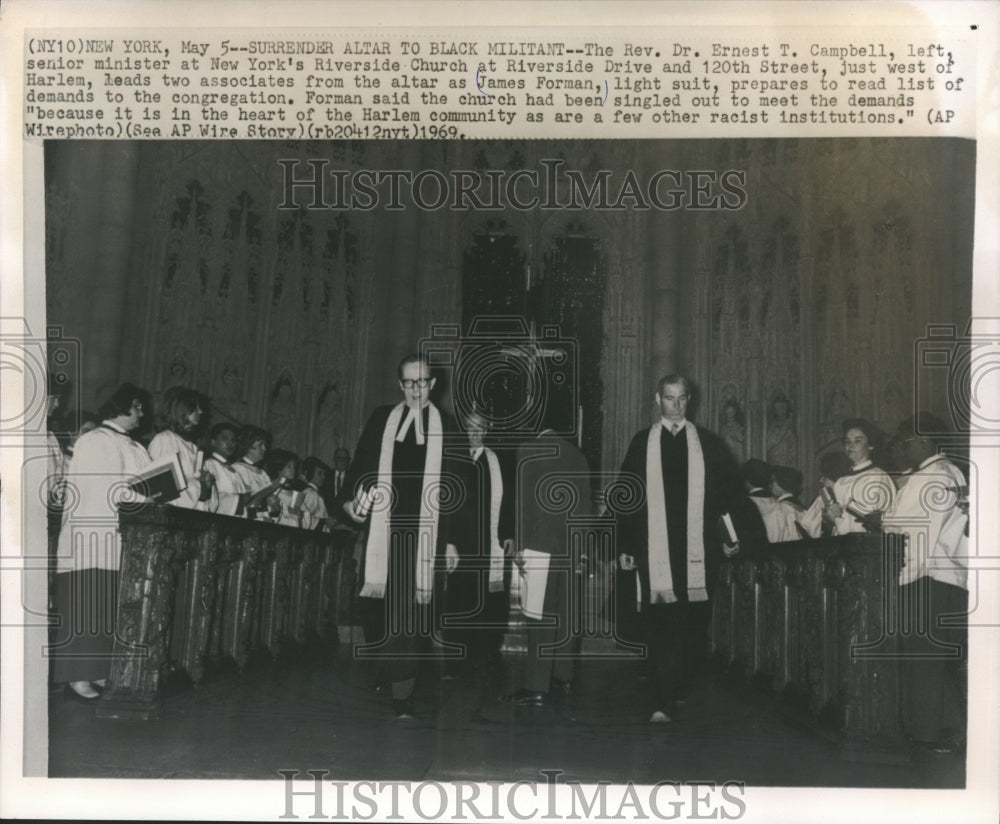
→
(96, 505, 345, 720)
(711, 533, 907, 759)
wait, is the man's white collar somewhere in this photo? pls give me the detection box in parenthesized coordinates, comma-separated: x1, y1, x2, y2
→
(661, 417, 687, 431)
(397, 402, 430, 444)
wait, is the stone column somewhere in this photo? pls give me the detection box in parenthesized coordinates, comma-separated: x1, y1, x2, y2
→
(373, 143, 421, 405)
(85, 143, 140, 407)
(645, 201, 684, 402)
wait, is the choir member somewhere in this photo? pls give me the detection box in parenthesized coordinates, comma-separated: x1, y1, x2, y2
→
(52, 383, 152, 700)
(883, 413, 969, 753)
(263, 448, 303, 527)
(300, 457, 335, 531)
(233, 425, 273, 519)
(204, 422, 247, 516)
(800, 418, 894, 537)
(147, 386, 214, 510)
(763, 465, 805, 543)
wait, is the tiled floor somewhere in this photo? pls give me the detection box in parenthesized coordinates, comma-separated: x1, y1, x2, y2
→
(48, 647, 963, 788)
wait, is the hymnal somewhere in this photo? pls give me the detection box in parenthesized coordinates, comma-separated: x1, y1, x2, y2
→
(128, 452, 184, 504)
(245, 478, 287, 511)
(719, 512, 739, 545)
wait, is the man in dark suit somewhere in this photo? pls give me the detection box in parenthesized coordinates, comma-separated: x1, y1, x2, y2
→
(331, 448, 350, 497)
(336, 354, 461, 718)
(443, 408, 514, 679)
(617, 374, 743, 723)
(504, 405, 592, 708)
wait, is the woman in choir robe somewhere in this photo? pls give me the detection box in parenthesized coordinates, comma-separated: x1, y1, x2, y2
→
(147, 386, 214, 510)
(52, 383, 152, 700)
(800, 419, 894, 537)
(233, 425, 273, 519)
(204, 422, 247, 516)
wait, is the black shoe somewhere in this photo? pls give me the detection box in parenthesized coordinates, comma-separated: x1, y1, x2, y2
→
(392, 699, 416, 719)
(500, 689, 548, 707)
(372, 679, 389, 695)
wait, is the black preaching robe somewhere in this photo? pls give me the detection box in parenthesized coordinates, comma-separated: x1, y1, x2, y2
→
(334, 403, 464, 675)
(617, 423, 742, 605)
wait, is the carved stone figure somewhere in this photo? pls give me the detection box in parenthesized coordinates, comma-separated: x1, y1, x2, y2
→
(266, 375, 298, 451)
(718, 385, 746, 462)
(766, 390, 798, 467)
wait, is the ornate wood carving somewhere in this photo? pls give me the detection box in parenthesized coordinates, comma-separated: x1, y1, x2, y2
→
(96, 505, 341, 720)
(712, 534, 907, 759)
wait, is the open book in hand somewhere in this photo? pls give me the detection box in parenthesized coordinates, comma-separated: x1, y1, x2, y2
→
(245, 477, 288, 511)
(128, 451, 185, 504)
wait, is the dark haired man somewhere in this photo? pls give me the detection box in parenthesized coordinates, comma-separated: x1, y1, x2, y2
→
(204, 421, 247, 516)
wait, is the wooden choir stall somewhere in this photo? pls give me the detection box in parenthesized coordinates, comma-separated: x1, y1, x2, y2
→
(94, 505, 351, 720)
(710, 533, 909, 760)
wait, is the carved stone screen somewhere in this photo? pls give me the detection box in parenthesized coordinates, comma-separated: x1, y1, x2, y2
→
(46, 139, 973, 490)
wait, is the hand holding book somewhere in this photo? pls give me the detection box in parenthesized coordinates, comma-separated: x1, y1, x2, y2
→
(128, 452, 185, 504)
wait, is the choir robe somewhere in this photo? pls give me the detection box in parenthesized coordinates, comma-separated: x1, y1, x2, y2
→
(148, 428, 207, 510)
(301, 482, 330, 531)
(799, 461, 895, 537)
(234, 459, 273, 521)
(234, 458, 270, 494)
(763, 493, 804, 543)
(52, 422, 151, 683)
(747, 487, 776, 520)
(884, 454, 969, 744)
(204, 452, 246, 516)
(334, 403, 464, 683)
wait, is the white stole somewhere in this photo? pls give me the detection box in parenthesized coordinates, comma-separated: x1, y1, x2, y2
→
(645, 423, 707, 606)
(483, 448, 505, 593)
(360, 402, 443, 601)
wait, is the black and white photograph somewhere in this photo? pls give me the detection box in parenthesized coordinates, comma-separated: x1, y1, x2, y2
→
(3, 3, 999, 823)
(32, 135, 977, 781)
